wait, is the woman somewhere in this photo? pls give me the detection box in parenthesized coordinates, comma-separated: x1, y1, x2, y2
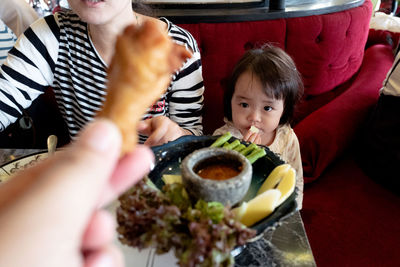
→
(0, 0, 204, 147)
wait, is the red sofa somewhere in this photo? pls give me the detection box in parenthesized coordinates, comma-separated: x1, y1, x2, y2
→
(177, 1, 400, 266)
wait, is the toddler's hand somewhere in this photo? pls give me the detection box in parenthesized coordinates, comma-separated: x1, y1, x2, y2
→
(243, 129, 262, 144)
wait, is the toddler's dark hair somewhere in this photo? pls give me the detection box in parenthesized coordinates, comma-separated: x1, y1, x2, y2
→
(223, 44, 304, 125)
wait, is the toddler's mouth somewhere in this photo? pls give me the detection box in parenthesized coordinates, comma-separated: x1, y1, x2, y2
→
(249, 125, 260, 133)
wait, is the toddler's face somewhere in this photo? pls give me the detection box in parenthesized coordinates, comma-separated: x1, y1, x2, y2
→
(231, 70, 284, 145)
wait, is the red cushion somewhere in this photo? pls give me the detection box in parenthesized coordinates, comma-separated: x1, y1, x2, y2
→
(294, 44, 394, 183)
(286, 0, 372, 96)
(302, 153, 400, 266)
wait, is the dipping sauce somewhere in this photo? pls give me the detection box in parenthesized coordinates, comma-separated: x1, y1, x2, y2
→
(196, 163, 242, 181)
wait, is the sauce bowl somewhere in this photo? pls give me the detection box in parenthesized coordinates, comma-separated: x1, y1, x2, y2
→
(181, 147, 252, 206)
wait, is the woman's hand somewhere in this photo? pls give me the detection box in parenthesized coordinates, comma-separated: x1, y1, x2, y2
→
(138, 116, 192, 147)
(243, 129, 262, 144)
(0, 119, 154, 267)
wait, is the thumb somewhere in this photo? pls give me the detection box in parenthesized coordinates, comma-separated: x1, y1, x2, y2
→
(43, 119, 123, 213)
(36, 118, 153, 227)
(0, 119, 124, 266)
(31, 120, 124, 223)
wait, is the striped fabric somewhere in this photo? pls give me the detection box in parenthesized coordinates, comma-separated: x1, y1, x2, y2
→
(0, 11, 204, 142)
(0, 20, 17, 64)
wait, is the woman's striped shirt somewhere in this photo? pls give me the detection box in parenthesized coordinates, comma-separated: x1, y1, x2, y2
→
(0, 11, 204, 142)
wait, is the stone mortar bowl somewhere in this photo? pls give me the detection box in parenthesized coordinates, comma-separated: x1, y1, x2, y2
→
(181, 147, 252, 206)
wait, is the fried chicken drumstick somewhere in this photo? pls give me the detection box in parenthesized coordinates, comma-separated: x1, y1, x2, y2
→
(97, 20, 192, 154)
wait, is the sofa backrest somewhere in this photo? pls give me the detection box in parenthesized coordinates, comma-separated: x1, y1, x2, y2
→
(178, 0, 373, 134)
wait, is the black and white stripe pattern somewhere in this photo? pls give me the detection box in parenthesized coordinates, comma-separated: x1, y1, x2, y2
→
(0, 12, 204, 143)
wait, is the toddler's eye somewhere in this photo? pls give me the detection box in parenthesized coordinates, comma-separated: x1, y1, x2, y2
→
(264, 106, 272, 111)
(240, 103, 249, 108)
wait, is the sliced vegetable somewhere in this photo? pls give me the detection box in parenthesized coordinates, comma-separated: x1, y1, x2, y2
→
(232, 189, 281, 227)
(233, 144, 246, 152)
(224, 139, 241, 150)
(249, 125, 259, 133)
(162, 174, 182, 185)
(145, 177, 160, 191)
(231, 201, 248, 221)
(210, 132, 267, 164)
(246, 148, 266, 164)
(210, 132, 232, 147)
(257, 164, 296, 206)
(240, 143, 258, 157)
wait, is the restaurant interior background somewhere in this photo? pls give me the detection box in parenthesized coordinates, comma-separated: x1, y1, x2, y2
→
(8, 0, 398, 148)
(22, 0, 400, 17)
(2, 1, 400, 266)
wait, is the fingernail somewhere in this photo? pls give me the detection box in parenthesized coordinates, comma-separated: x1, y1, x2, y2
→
(81, 120, 121, 152)
(145, 147, 155, 171)
(137, 145, 155, 171)
(94, 253, 113, 267)
(149, 161, 155, 171)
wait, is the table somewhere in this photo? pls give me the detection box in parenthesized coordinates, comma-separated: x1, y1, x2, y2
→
(0, 148, 316, 267)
